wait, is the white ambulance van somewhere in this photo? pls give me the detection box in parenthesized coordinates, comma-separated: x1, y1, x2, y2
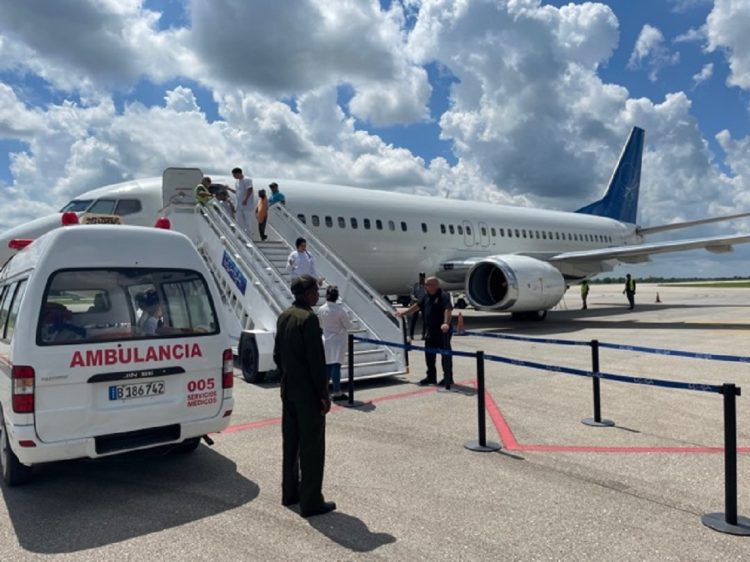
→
(0, 219, 234, 485)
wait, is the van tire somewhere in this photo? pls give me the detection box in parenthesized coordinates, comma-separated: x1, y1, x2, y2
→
(0, 416, 32, 486)
(239, 333, 266, 384)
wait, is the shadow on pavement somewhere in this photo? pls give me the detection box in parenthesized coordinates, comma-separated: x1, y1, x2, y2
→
(308, 511, 396, 552)
(1, 445, 259, 554)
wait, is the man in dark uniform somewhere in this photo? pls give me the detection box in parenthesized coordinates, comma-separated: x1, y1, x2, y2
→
(397, 276, 453, 386)
(273, 274, 335, 518)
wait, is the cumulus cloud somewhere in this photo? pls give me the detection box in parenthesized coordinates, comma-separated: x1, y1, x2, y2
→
(0, 84, 47, 139)
(0, 0, 193, 92)
(692, 63, 714, 87)
(705, 0, 750, 90)
(628, 24, 680, 82)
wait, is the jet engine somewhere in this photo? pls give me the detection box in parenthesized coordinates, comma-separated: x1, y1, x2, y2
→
(466, 255, 566, 315)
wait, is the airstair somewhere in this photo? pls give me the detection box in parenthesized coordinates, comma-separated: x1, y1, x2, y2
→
(162, 167, 406, 384)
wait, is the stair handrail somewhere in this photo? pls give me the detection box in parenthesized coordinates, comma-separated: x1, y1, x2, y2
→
(270, 203, 400, 326)
(194, 202, 290, 321)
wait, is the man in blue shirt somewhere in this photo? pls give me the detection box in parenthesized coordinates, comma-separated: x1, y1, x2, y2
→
(268, 182, 286, 206)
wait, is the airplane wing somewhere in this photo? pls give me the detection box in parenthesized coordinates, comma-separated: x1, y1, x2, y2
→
(637, 211, 750, 236)
(549, 233, 750, 265)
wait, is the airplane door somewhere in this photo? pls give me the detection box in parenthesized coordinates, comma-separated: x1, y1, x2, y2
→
(478, 221, 490, 248)
(462, 220, 475, 247)
(163, 167, 203, 209)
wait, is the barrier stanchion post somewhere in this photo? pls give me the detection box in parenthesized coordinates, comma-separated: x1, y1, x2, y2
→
(582, 339, 614, 427)
(401, 316, 410, 372)
(702, 383, 750, 535)
(342, 334, 365, 408)
(465, 351, 501, 452)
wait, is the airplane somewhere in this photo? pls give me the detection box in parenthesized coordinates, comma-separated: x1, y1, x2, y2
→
(3, 126, 750, 319)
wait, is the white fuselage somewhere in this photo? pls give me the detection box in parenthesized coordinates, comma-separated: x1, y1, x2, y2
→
(0, 176, 639, 295)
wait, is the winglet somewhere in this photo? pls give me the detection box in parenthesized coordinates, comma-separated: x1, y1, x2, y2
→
(576, 127, 644, 224)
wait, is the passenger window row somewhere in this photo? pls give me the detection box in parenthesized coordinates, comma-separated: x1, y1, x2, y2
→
(294, 214, 613, 244)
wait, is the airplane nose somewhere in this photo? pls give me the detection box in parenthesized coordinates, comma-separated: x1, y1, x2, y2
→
(0, 213, 68, 265)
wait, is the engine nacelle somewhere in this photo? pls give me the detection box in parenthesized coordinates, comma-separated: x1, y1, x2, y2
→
(466, 255, 566, 312)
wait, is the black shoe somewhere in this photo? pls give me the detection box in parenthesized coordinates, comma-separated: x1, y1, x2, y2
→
(301, 501, 337, 518)
(282, 496, 300, 507)
(437, 378, 447, 387)
(418, 377, 436, 386)
(332, 393, 348, 401)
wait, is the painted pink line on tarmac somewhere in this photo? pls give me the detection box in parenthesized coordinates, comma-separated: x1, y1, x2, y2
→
(222, 384, 442, 435)
(223, 416, 282, 433)
(517, 444, 750, 454)
(482, 385, 520, 450)
(482, 391, 750, 454)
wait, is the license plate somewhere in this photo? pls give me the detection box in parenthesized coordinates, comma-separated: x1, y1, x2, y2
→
(109, 381, 165, 401)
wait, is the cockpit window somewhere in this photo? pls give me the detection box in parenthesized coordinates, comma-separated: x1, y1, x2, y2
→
(87, 199, 117, 215)
(60, 199, 93, 213)
(114, 199, 142, 216)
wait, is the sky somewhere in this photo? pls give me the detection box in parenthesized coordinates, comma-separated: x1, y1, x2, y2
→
(0, 0, 749, 278)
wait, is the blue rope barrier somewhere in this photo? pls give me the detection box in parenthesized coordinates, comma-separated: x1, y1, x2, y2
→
(352, 335, 476, 358)
(352, 335, 722, 394)
(597, 342, 750, 363)
(460, 330, 589, 347)
(460, 330, 750, 363)
(482, 352, 722, 393)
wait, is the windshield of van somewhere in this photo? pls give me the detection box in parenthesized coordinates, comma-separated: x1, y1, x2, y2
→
(37, 268, 220, 345)
(59, 199, 94, 212)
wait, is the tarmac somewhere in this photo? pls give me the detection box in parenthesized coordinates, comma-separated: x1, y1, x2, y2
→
(2, 283, 750, 560)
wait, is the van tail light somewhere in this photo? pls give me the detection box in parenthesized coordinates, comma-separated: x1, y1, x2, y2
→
(12, 365, 35, 413)
(222, 349, 234, 389)
(8, 239, 33, 250)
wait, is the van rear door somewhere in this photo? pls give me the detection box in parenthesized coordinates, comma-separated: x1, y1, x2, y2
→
(32, 267, 225, 444)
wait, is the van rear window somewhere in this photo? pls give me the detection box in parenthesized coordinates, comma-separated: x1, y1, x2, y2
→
(37, 268, 219, 345)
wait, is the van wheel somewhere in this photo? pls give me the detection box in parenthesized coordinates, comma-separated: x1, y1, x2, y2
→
(0, 417, 32, 486)
(239, 334, 266, 384)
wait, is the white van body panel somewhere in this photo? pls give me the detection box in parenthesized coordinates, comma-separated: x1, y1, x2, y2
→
(0, 225, 234, 466)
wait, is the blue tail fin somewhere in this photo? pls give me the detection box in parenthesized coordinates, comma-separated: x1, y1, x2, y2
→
(575, 127, 644, 224)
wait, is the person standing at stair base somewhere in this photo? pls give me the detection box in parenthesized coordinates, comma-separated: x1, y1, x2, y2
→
(287, 237, 322, 286)
(232, 166, 255, 240)
(318, 286, 355, 402)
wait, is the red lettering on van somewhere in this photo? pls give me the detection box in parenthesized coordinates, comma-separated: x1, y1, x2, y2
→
(69, 343, 204, 367)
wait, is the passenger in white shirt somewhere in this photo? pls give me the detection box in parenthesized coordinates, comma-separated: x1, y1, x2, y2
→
(287, 237, 321, 284)
(318, 286, 355, 401)
(232, 166, 255, 239)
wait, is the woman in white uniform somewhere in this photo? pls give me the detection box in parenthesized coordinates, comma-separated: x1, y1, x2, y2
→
(317, 286, 354, 401)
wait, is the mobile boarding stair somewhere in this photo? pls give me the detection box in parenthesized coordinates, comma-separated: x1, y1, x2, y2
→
(162, 167, 406, 384)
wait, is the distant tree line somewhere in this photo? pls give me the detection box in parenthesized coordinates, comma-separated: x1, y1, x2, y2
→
(592, 275, 750, 284)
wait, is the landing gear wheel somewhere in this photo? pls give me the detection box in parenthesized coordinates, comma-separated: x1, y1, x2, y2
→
(511, 310, 548, 321)
(455, 298, 468, 310)
(240, 334, 266, 384)
(0, 416, 32, 486)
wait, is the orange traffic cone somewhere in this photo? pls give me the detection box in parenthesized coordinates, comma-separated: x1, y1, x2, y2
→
(456, 312, 465, 335)
(655, 292, 661, 303)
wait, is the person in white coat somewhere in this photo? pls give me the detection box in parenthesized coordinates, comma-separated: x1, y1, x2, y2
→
(318, 286, 355, 401)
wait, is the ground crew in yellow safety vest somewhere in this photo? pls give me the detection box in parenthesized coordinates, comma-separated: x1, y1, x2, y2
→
(195, 176, 212, 205)
(580, 280, 589, 310)
(624, 273, 636, 310)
